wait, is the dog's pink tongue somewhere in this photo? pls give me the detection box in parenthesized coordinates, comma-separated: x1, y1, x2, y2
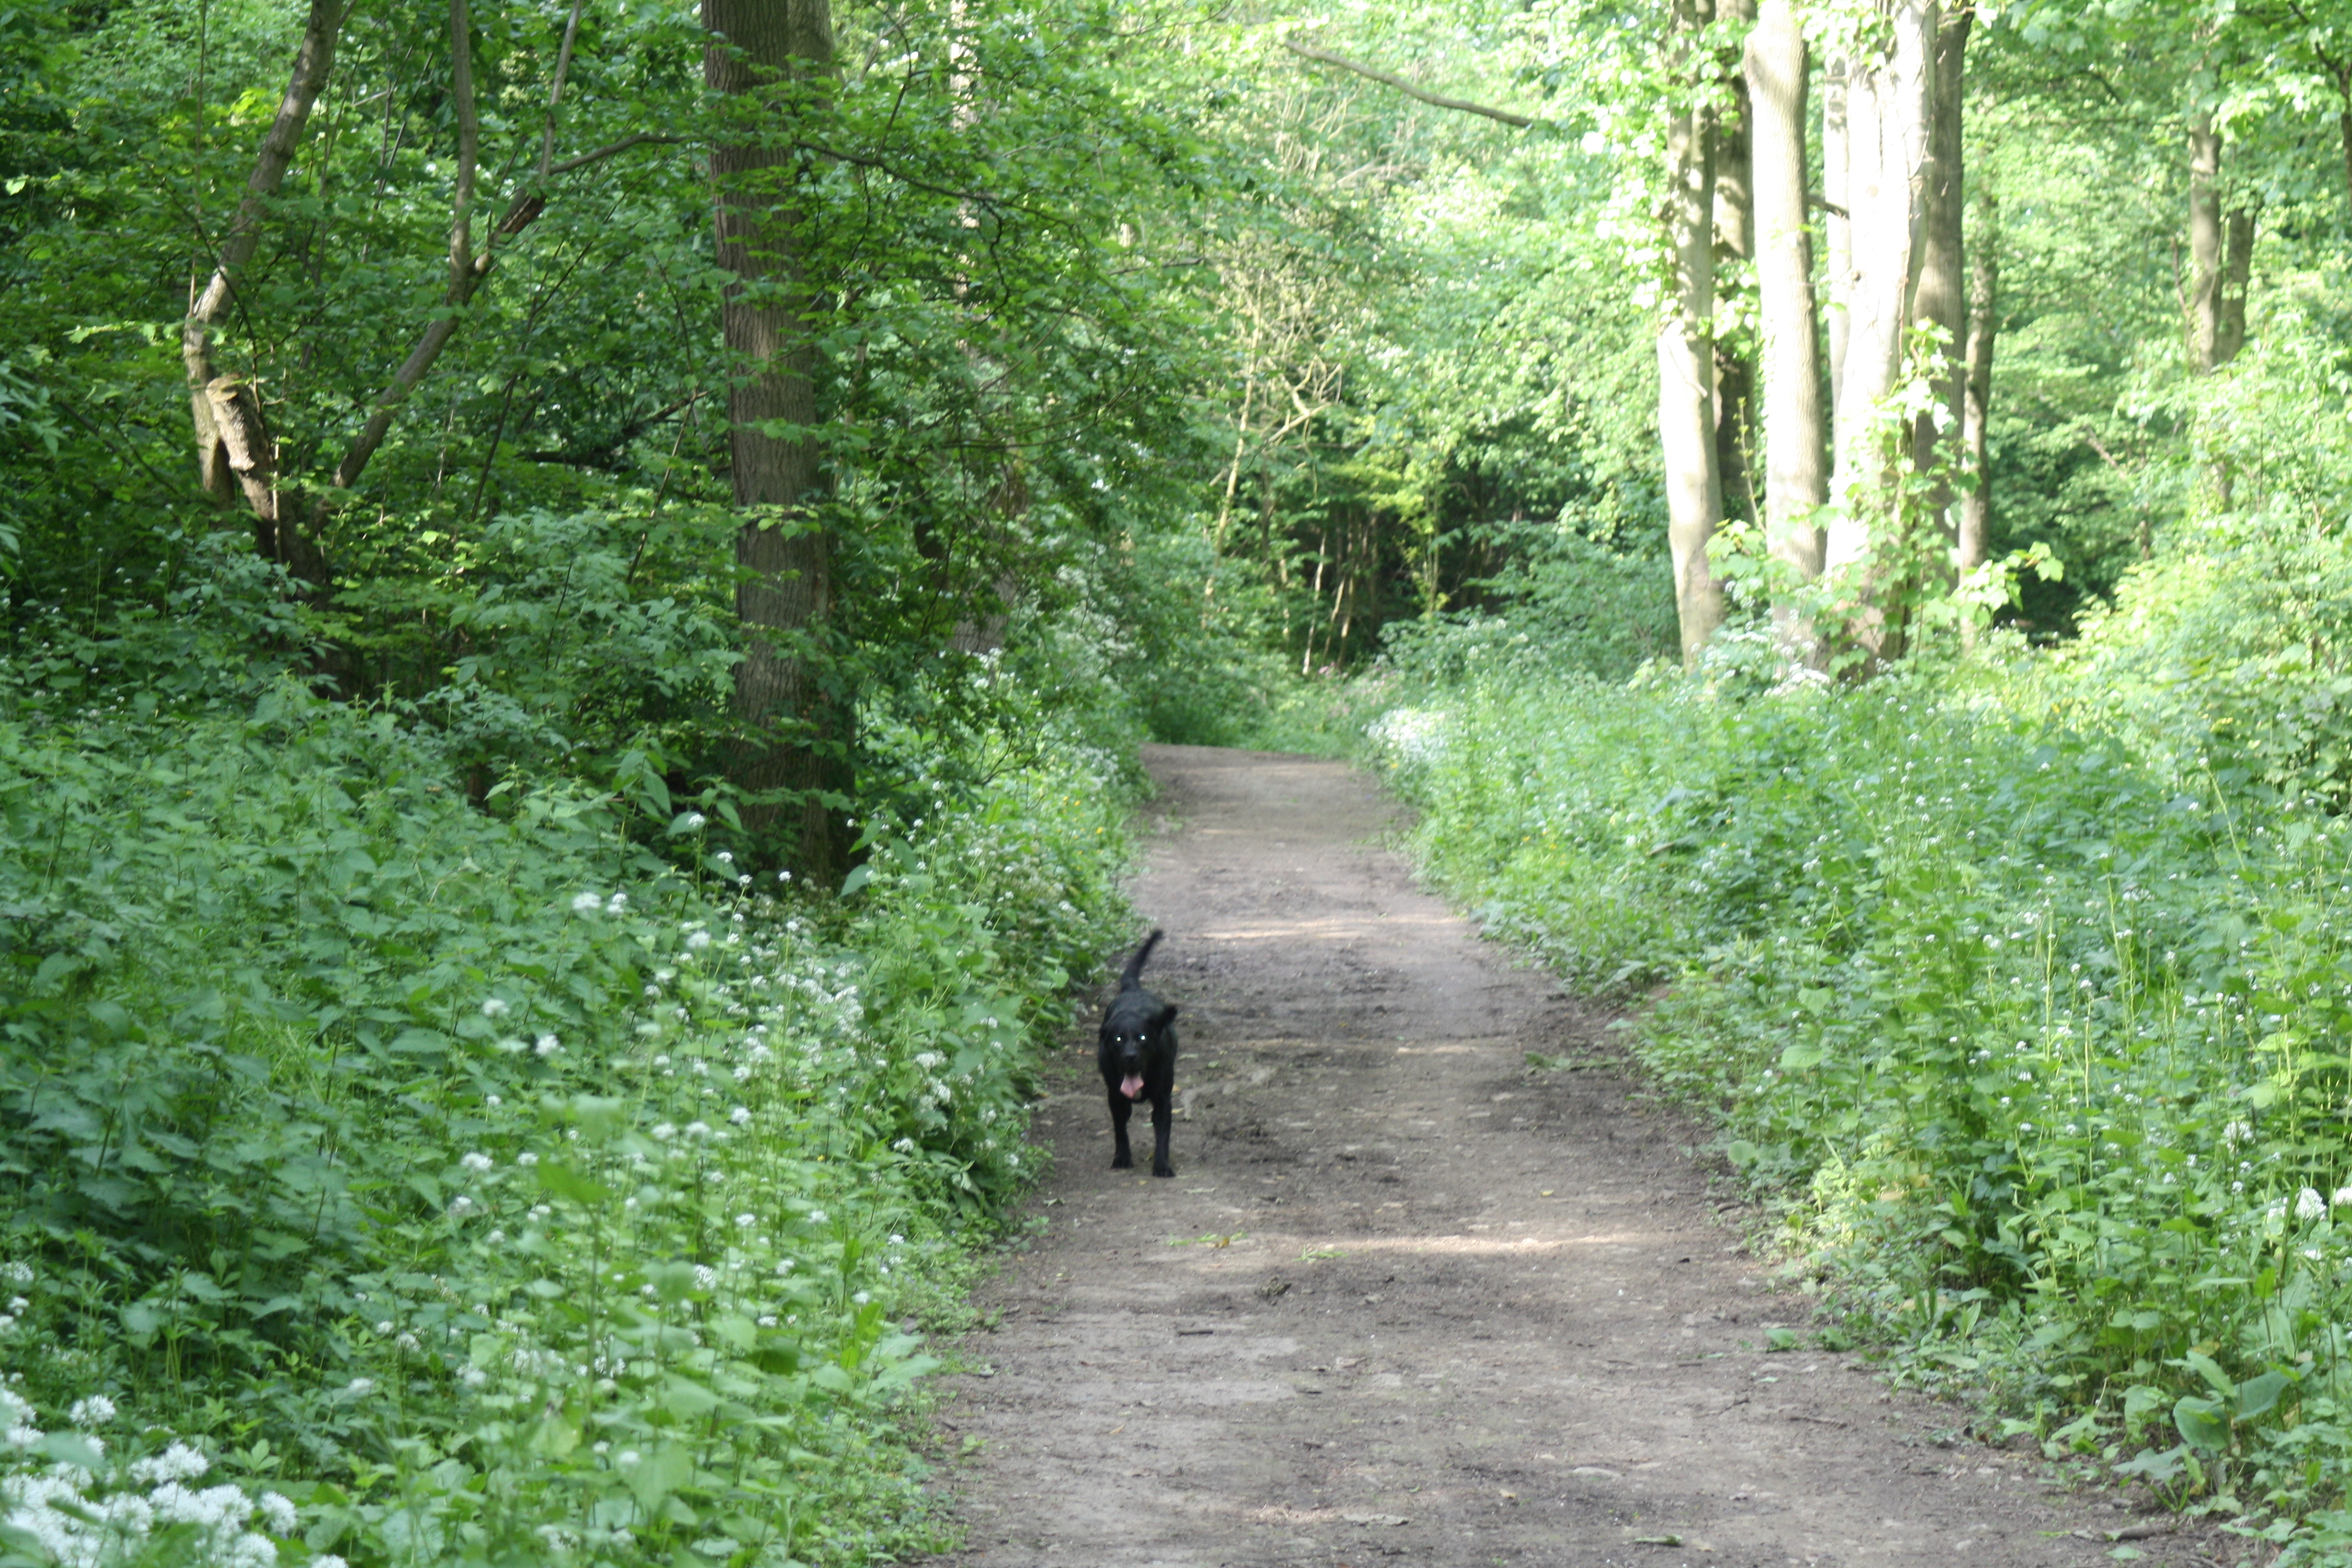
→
(1120, 1074, 1145, 1100)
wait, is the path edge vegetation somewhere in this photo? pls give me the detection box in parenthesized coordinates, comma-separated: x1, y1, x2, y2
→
(1357, 627, 2352, 1565)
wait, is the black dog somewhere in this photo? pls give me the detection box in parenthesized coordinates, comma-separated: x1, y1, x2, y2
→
(1098, 929, 1179, 1177)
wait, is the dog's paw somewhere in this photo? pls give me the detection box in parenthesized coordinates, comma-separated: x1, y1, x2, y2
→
(1152, 1165, 1175, 1178)
(1111, 1153, 1133, 1169)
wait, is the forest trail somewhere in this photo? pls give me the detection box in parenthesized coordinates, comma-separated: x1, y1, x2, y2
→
(928, 745, 2206, 1568)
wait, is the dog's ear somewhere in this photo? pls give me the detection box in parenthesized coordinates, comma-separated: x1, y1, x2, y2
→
(1156, 1002, 1178, 1026)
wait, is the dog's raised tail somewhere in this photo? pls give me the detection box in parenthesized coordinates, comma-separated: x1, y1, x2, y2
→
(1118, 929, 1165, 991)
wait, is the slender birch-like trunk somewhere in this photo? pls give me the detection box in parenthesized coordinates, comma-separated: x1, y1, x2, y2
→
(1826, 0, 1935, 666)
(1745, 0, 1828, 666)
(1910, 3, 1970, 560)
(1660, 0, 1725, 664)
(181, 0, 344, 573)
(1958, 190, 1998, 586)
(1713, 0, 1757, 530)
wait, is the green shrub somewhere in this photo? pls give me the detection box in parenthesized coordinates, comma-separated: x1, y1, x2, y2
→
(1372, 665, 2352, 1536)
(0, 647, 1132, 1565)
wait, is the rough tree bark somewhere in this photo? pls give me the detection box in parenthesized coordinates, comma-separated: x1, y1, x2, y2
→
(1910, 3, 1970, 549)
(1821, 56, 1853, 416)
(2186, 111, 2225, 373)
(1826, 0, 1935, 667)
(180, 0, 344, 576)
(2185, 113, 2256, 373)
(1958, 189, 1997, 584)
(1713, 0, 1757, 531)
(1745, 0, 1828, 666)
(1661, 0, 1725, 664)
(2216, 204, 2254, 367)
(707, 0, 852, 881)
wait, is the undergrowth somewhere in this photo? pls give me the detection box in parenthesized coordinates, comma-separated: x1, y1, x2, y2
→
(1370, 656, 2352, 1560)
(0, 607, 1133, 1565)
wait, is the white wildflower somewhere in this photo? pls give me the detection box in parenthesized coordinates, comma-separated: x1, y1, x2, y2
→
(129, 1442, 210, 1483)
(2299, 1187, 2328, 1221)
(571, 892, 604, 914)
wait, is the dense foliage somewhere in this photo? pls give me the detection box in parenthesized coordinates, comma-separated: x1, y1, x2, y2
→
(19, 0, 2352, 1559)
(1368, 535, 2352, 1557)
(0, 545, 1142, 1565)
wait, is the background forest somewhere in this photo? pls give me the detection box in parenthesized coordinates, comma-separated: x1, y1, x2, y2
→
(8, 0, 2352, 1562)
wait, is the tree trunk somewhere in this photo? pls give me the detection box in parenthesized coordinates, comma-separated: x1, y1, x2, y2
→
(2215, 204, 2254, 367)
(1821, 57, 1852, 416)
(1713, 0, 1757, 529)
(1745, 0, 1828, 666)
(1826, 0, 1935, 667)
(2186, 111, 2223, 373)
(1958, 189, 1997, 587)
(181, 0, 344, 566)
(1910, 3, 1970, 554)
(1660, 0, 1725, 665)
(2341, 106, 2352, 217)
(707, 0, 851, 882)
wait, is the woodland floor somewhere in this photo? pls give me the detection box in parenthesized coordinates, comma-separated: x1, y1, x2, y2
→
(923, 744, 2229, 1568)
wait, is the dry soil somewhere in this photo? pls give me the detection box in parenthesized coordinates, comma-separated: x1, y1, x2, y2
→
(925, 744, 2223, 1568)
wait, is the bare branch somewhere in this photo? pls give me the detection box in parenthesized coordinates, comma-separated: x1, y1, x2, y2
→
(1280, 37, 1538, 129)
(546, 130, 688, 177)
(182, 0, 346, 507)
(539, 0, 589, 180)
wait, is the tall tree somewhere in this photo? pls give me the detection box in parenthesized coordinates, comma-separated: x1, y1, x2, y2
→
(1958, 187, 1997, 584)
(1911, 4, 1971, 533)
(1713, 0, 1759, 532)
(1826, 0, 1935, 665)
(706, 0, 852, 879)
(1745, 0, 1827, 663)
(1821, 57, 1854, 415)
(2184, 109, 2255, 374)
(180, 0, 345, 579)
(1661, 0, 1725, 662)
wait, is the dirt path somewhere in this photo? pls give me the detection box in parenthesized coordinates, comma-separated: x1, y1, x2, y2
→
(928, 745, 2212, 1568)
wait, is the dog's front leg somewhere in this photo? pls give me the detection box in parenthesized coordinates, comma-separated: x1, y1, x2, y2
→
(1149, 1091, 1174, 1178)
(1108, 1087, 1135, 1169)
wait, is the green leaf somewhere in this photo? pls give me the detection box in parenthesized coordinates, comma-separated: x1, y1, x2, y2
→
(2172, 1395, 2228, 1453)
(535, 1162, 611, 1206)
(2232, 1370, 2289, 1421)
(664, 1374, 722, 1419)
(621, 1442, 693, 1511)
